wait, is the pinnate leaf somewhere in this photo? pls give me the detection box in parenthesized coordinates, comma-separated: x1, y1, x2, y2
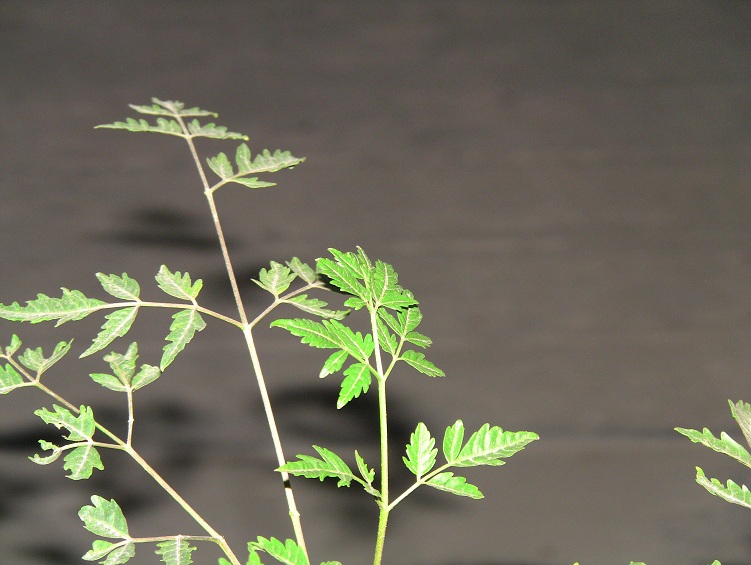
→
(278, 446, 357, 488)
(675, 426, 751, 468)
(337, 363, 372, 408)
(18, 340, 72, 374)
(404, 422, 437, 478)
(249, 537, 308, 565)
(452, 424, 539, 467)
(0, 289, 105, 325)
(155, 537, 196, 565)
(36, 404, 96, 442)
(0, 363, 25, 394)
(400, 350, 444, 377)
(162, 309, 206, 370)
(695, 467, 751, 510)
(427, 472, 483, 499)
(96, 273, 141, 301)
(81, 307, 139, 358)
(79, 495, 130, 539)
(156, 266, 203, 301)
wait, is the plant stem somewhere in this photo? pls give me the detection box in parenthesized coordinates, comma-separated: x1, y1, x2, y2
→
(371, 309, 390, 565)
(177, 117, 308, 557)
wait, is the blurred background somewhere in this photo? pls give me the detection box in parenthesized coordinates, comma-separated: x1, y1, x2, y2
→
(1, 2, 750, 564)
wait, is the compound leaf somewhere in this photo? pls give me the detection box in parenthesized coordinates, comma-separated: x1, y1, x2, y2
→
(676, 427, 751, 469)
(161, 309, 206, 370)
(695, 467, 751, 510)
(63, 444, 104, 480)
(156, 266, 203, 302)
(0, 363, 26, 394)
(254, 262, 296, 297)
(250, 537, 308, 565)
(81, 307, 139, 358)
(155, 537, 196, 565)
(400, 350, 444, 377)
(337, 363, 372, 409)
(452, 424, 539, 467)
(426, 472, 483, 499)
(96, 273, 141, 301)
(79, 495, 130, 539)
(0, 289, 105, 325)
(403, 422, 437, 478)
(278, 446, 357, 488)
(35, 404, 96, 442)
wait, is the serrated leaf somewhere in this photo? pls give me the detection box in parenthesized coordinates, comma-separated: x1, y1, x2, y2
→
(0, 289, 105, 325)
(378, 289, 418, 310)
(186, 119, 247, 140)
(161, 309, 206, 370)
(246, 149, 306, 173)
(355, 450, 376, 486)
(19, 340, 72, 374)
(317, 257, 367, 301)
(375, 317, 397, 356)
(370, 260, 399, 306)
(96, 116, 183, 137)
(271, 319, 372, 361)
(403, 422, 437, 478)
(399, 307, 423, 333)
(337, 363, 372, 409)
(730, 400, 751, 450)
(81, 307, 139, 358)
(83, 540, 135, 565)
(36, 404, 96, 442)
(284, 295, 348, 320)
(96, 273, 141, 301)
(400, 350, 444, 377)
(207, 152, 234, 179)
(104, 342, 139, 383)
(695, 467, 751, 509)
(287, 258, 317, 284)
(155, 537, 196, 565)
(131, 364, 161, 391)
(135, 98, 218, 117)
(30, 439, 62, 465)
(443, 420, 465, 462)
(230, 177, 277, 189)
(452, 424, 539, 467)
(343, 296, 366, 310)
(427, 472, 483, 499)
(156, 266, 203, 302)
(89, 372, 128, 392)
(83, 539, 117, 561)
(79, 495, 130, 539)
(254, 262, 296, 297)
(278, 445, 357, 488)
(5, 334, 22, 356)
(0, 363, 25, 394)
(675, 427, 751, 469)
(378, 310, 401, 335)
(250, 537, 308, 565)
(319, 350, 348, 378)
(63, 444, 104, 480)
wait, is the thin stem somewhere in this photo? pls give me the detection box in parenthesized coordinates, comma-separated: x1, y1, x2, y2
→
(126, 388, 134, 446)
(371, 308, 390, 565)
(175, 114, 308, 557)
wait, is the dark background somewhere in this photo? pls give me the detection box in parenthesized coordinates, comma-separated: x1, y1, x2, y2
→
(1, 2, 750, 564)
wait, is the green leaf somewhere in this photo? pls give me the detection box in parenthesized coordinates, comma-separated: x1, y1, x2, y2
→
(403, 422, 437, 478)
(287, 258, 317, 284)
(319, 350, 348, 378)
(96, 273, 141, 301)
(155, 537, 196, 565)
(207, 152, 234, 179)
(675, 427, 751, 469)
(730, 400, 751, 450)
(0, 289, 105, 325)
(400, 350, 444, 377)
(426, 472, 483, 499)
(399, 307, 423, 333)
(63, 444, 104, 480)
(230, 177, 277, 189)
(5, 333, 22, 356)
(186, 119, 248, 140)
(443, 420, 465, 462)
(254, 261, 297, 297)
(271, 319, 372, 361)
(81, 307, 139, 358)
(355, 450, 377, 494)
(245, 149, 306, 174)
(83, 540, 135, 564)
(161, 309, 206, 370)
(79, 495, 130, 539)
(36, 404, 96, 442)
(278, 445, 358, 488)
(29, 439, 63, 465)
(452, 424, 539, 467)
(337, 363, 372, 409)
(131, 364, 161, 391)
(96, 116, 183, 137)
(404, 331, 431, 348)
(284, 295, 348, 320)
(375, 317, 397, 356)
(156, 266, 203, 302)
(378, 289, 418, 310)
(18, 340, 72, 375)
(370, 260, 399, 306)
(695, 467, 751, 510)
(105, 342, 139, 383)
(249, 537, 308, 565)
(0, 362, 25, 394)
(132, 99, 218, 117)
(89, 372, 128, 392)
(316, 256, 367, 301)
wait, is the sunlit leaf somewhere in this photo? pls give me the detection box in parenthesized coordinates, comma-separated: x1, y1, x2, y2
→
(207, 152, 234, 179)
(443, 420, 465, 462)
(426, 472, 483, 499)
(730, 400, 751, 450)
(319, 350, 348, 378)
(337, 363, 372, 408)
(399, 350, 444, 377)
(452, 424, 539, 467)
(278, 445, 357, 488)
(5, 334, 22, 356)
(403, 422, 437, 478)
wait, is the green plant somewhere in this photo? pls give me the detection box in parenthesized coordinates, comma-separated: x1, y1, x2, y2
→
(0, 99, 539, 565)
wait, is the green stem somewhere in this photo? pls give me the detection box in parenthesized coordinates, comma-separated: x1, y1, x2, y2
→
(176, 115, 308, 558)
(371, 308, 390, 565)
